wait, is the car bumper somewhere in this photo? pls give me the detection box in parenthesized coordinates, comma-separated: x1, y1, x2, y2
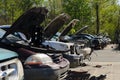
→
(24, 59, 69, 80)
(55, 58, 69, 80)
(63, 54, 80, 67)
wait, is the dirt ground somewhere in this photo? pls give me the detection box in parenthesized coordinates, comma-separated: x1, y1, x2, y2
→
(69, 44, 120, 80)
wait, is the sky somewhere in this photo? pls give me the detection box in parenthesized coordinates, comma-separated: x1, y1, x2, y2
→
(118, 0, 120, 5)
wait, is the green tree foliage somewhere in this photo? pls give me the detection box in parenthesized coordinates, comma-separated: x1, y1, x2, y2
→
(62, 0, 120, 40)
(45, 0, 63, 19)
(91, 0, 119, 40)
(0, 0, 44, 25)
(62, 0, 91, 31)
(0, 0, 120, 41)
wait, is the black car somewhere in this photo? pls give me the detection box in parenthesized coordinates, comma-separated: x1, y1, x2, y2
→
(68, 33, 108, 49)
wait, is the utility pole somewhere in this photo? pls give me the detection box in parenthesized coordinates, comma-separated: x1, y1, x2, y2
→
(96, 3, 100, 35)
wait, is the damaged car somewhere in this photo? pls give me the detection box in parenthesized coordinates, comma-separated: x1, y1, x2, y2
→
(64, 26, 108, 49)
(0, 7, 70, 80)
(0, 26, 69, 80)
(0, 17, 84, 67)
(43, 19, 93, 67)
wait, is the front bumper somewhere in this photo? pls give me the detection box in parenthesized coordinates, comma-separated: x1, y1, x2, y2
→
(24, 58, 69, 80)
(63, 54, 80, 67)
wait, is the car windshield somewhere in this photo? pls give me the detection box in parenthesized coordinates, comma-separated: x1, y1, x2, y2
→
(85, 35, 93, 40)
(0, 29, 23, 43)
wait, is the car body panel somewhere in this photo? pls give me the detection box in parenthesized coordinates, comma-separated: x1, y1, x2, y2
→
(1, 7, 48, 41)
(0, 8, 70, 79)
(0, 48, 24, 80)
(59, 19, 79, 37)
(0, 48, 18, 61)
(0, 28, 70, 80)
(24, 53, 69, 80)
(42, 40, 70, 51)
(75, 26, 89, 35)
(44, 13, 70, 40)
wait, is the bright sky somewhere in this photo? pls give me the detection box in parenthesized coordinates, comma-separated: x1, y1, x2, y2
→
(118, 0, 120, 5)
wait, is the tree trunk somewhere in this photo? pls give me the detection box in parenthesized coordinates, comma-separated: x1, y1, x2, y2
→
(96, 3, 100, 35)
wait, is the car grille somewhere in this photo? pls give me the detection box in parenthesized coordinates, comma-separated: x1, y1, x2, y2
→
(59, 63, 69, 80)
(48, 54, 63, 63)
(60, 71, 68, 80)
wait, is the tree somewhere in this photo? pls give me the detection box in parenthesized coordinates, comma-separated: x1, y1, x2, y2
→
(62, 0, 91, 34)
(0, 0, 44, 24)
(89, 0, 119, 40)
(99, 0, 118, 40)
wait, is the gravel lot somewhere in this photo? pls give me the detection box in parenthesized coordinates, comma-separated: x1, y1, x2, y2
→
(70, 44, 120, 80)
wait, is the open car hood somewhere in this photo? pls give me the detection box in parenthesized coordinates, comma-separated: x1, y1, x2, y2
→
(1, 7, 48, 40)
(75, 26, 89, 35)
(44, 13, 70, 40)
(59, 19, 79, 38)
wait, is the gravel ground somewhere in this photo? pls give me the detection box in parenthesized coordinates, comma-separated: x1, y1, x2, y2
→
(69, 44, 120, 80)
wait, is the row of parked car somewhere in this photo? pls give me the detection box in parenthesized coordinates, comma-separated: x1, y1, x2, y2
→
(52, 25, 111, 50)
(68, 33, 111, 49)
(0, 7, 111, 80)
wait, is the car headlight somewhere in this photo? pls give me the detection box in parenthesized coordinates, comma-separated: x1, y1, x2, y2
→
(24, 54, 53, 65)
